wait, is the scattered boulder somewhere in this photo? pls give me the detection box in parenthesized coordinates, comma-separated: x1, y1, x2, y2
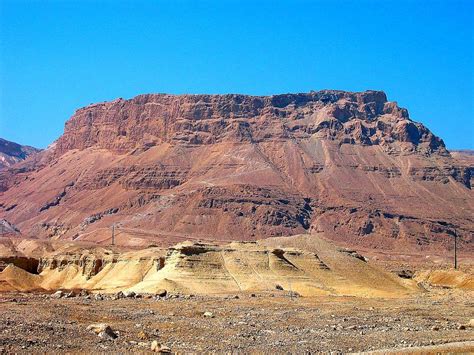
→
(155, 289, 167, 297)
(151, 340, 159, 352)
(52, 290, 64, 299)
(468, 319, 474, 327)
(203, 311, 214, 318)
(123, 291, 136, 298)
(397, 269, 414, 279)
(151, 340, 171, 353)
(87, 323, 118, 340)
(275, 284, 284, 291)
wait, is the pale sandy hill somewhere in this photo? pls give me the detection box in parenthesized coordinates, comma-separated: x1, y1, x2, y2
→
(0, 264, 43, 292)
(414, 269, 474, 290)
(0, 235, 422, 297)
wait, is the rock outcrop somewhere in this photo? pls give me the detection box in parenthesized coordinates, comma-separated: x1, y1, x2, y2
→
(53, 91, 446, 156)
(0, 90, 472, 253)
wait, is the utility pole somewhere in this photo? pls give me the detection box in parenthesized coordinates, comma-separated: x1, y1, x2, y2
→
(111, 223, 115, 246)
(454, 229, 457, 270)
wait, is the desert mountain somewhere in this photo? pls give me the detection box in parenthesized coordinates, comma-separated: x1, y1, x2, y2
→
(0, 90, 472, 253)
(0, 138, 40, 169)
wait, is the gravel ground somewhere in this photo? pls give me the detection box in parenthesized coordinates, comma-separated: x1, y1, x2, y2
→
(0, 290, 473, 353)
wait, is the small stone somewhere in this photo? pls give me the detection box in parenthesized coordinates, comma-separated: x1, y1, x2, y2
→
(137, 330, 148, 340)
(159, 345, 171, 353)
(431, 326, 439, 331)
(151, 340, 160, 351)
(457, 325, 466, 330)
(203, 311, 214, 318)
(275, 284, 284, 291)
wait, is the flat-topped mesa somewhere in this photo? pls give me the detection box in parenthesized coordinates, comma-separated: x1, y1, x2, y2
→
(54, 90, 446, 156)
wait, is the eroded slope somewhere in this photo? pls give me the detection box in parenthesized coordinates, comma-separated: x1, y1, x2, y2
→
(0, 235, 420, 297)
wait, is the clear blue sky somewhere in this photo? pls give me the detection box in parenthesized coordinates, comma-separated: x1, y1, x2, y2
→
(1, 0, 473, 149)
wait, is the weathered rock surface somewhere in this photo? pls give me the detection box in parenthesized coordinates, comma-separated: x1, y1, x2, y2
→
(0, 236, 423, 297)
(0, 91, 472, 252)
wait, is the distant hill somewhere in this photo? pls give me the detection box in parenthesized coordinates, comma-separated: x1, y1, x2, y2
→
(0, 138, 40, 169)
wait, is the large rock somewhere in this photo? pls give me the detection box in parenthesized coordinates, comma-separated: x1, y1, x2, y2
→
(86, 323, 118, 340)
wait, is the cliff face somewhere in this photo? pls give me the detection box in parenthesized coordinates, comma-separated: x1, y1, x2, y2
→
(54, 91, 445, 156)
(0, 90, 472, 253)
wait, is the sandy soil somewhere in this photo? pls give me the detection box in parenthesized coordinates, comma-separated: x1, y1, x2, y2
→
(1, 289, 473, 354)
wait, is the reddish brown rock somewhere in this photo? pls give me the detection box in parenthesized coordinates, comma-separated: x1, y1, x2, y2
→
(0, 90, 472, 254)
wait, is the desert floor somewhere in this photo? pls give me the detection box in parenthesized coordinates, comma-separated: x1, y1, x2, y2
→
(1, 289, 473, 354)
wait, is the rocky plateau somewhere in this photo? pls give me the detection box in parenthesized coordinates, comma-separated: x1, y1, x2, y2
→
(0, 90, 472, 256)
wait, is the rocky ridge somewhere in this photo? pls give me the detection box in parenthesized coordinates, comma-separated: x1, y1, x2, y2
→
(54, 91, 446, 156)
(0, 138, 40, 170)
